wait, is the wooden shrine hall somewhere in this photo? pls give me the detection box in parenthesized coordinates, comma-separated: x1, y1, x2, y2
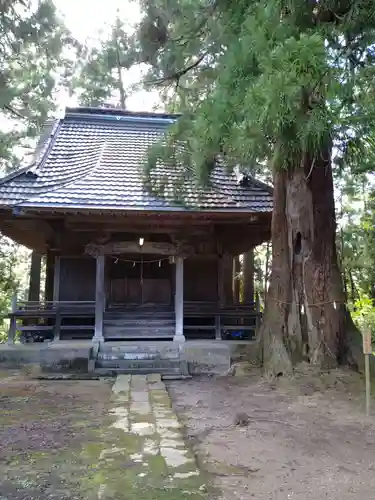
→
(0, 107, 272, 344)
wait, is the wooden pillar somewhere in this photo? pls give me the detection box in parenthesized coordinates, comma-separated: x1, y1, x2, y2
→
(243, 249, 255, 304)
(174, 256, 185, 342)
(8, 292, 17, 344)
(233, 256, 241, 304)
(93, 255, 105, 342)
(45, 252, 54, 302)
(52, 256, 61, 303)
(219, 254, 233, 306)
(28, 251, 42, 302)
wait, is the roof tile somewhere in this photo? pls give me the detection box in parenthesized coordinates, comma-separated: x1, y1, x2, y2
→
(0, 108, 273, 213)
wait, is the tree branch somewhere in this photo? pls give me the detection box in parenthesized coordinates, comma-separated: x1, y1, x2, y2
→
(147, 52, 207, 86)
(3, 104, 29, 120)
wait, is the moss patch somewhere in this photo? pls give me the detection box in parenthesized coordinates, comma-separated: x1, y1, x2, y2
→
(0, 374, 210, 500)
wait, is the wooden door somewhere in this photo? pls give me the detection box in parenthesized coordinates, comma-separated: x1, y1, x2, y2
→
(127, 279, 142, 304)
(110, 278, 127, 304)
(142, 278, 171, 305)
(109, 256, 172, 306)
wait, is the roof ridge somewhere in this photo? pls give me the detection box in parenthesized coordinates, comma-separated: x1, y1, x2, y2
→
(65, 106, 181, 121)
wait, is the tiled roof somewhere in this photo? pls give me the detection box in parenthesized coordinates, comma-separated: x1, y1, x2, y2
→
(0, 107, 273, 213)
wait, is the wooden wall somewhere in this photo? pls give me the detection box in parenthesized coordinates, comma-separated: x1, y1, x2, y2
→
(184, 256, 218, 302)
(55, 254, 220, 304)
(59, 257, 96, 301)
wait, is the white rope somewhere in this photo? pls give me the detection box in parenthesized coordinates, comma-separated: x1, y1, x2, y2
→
(107, 255, 171, 265)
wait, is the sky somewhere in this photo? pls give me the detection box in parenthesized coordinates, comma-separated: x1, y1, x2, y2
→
(53, 0, 162, 112)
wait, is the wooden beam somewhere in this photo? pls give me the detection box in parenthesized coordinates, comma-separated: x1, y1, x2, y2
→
(2, 218, 53, 237)
(65, 219, 212, 231)
(86, 240, 179, 256)
(0, 225, 48, 252)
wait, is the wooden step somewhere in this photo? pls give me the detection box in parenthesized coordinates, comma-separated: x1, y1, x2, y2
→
(104, 311, 174, 317)
(104, 319, 175, 327)
(104, 317, 174, 323)
(103, 332, 174, 340)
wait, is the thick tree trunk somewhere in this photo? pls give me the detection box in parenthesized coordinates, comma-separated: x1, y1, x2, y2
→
(259, 153, 356, 376)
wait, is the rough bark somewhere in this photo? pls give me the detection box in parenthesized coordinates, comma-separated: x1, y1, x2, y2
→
(259, 152, 358, 376)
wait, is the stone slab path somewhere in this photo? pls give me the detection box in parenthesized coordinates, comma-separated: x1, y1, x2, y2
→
(96, 374, 207, 499)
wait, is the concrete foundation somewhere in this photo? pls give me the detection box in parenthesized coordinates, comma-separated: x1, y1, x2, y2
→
(0, 340, 257, 375)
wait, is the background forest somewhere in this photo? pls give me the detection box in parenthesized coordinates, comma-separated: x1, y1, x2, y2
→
(1, 0, 375, 346)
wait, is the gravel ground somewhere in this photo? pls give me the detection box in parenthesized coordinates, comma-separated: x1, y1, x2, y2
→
(167, 366, 375, 500)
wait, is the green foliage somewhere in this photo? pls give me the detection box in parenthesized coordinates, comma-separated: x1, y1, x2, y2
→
(0, 1, 77, 338)
(335, 167, 375, 308)
(136, 0, 375, 182)
(0, 0, 77, 172)
(72, 17, 137, 108)
(0, 237, 29, 342)
(351, 296, 375, 342)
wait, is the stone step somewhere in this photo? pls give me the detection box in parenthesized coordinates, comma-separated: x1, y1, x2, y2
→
(98, 345, 180, 359)
(89, 342, 189, 376)
(94, 359, 188, 375)
(94, 367, 182, 375)
(99, 343, 179, 351)
(97, 352, 173, 360)
(96, 358, 182, 369)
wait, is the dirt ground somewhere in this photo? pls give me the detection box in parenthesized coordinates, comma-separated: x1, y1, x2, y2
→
(0, 369, 206, 500)
(167, 365, 375, 500)
(0, 369, 113, 500)
(1, 366, 375, 500)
